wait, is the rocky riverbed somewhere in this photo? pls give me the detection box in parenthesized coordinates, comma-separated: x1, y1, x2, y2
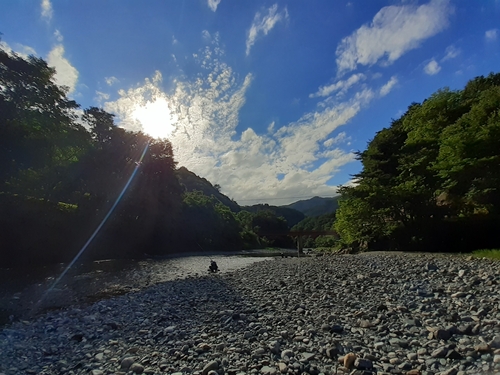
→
(0, 253, 499, 375)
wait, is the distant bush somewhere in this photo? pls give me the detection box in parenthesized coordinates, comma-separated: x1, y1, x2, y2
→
(472, 249, 500, 260)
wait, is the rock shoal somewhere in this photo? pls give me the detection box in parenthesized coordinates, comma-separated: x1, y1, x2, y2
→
(0, 253, 499, 375)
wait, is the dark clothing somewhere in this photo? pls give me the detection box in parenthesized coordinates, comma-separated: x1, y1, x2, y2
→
(209, 261, 218, 273)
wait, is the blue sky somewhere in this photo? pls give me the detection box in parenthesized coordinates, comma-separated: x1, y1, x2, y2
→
(1, 0, 499, 205)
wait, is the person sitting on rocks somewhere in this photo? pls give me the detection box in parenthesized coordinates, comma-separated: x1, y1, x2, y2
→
(209, 260, 219, 273)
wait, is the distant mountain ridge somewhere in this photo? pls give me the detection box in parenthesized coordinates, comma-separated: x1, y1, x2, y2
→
(176, 167, 240, 212)
(283, 196, 340, 217)
(176, 167, 306, 228)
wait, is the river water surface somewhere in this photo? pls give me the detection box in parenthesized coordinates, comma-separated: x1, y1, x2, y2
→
(0, 252, 279, 326)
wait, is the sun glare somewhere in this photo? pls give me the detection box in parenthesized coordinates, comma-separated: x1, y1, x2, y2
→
(132, 98, 177, 139)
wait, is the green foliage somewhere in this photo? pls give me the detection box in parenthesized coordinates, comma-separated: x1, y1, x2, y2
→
(242, 204, 305, 228)
(336, 72, 500, 252)
(284, 196, 339, 217)
(472, 249, 500, 260)
(1, 46, 263, 265)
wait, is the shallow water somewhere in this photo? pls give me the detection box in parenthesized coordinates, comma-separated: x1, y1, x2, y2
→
(0, 252, 274, 325)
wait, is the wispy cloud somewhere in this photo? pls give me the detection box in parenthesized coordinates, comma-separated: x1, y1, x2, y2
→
(0, 40, 37, 58)
(336, 0, 451, 75)
(485, 29, 498, 41)
(54, 29, 63, 42)
(379, 76, 398, 96)
(424, 59, 441, 75)
(95, 91, 110, 102)
(310, 73, 366, 98)
(105, 76, 119, 86)
(441, 45, 460, 61)
(246, 4, 288, 56)
(46, 44, 79, 94)
(41, 0, 53, 22)
(104, 37, 365, 204)
(207, 0, 221, 12)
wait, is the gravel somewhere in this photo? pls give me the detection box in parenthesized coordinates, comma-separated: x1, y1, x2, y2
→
(0, 252, 499, 375)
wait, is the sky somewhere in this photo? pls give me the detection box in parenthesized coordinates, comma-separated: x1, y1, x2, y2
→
(1, 0, 499, 205)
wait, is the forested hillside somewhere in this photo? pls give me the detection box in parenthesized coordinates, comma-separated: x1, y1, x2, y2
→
(335, 73, 500, 252)
(283, 196, 340, 217)
(0, 46, 295, 266)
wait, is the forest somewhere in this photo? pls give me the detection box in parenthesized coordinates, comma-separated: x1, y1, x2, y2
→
(2, 44, 499, 267)
(335, 73, 500, 252)
(0, 46, 295, 267)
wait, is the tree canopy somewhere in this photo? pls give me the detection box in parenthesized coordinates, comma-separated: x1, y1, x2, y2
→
(335, 73, 500, 252)
(0, 45, 297, 265)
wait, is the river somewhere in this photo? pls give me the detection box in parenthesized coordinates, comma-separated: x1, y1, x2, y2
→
(0, 251, 288, 326)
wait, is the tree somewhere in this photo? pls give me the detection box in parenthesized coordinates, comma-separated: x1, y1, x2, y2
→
(0, 47, 90, 199)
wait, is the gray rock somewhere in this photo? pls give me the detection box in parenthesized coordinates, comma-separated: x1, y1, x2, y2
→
(431, 347, 448, 358)
(120, 357, 136, 370)
(203, 360, 220, 375)
(130, 363, 145, 374)
(434, 329, 451, 341)
(354, 358, 372, 370)
(389, 338, 409, 348)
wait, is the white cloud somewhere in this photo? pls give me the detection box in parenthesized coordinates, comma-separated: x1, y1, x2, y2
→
(0, 41, 37, 58)
(379, 76, 398, 96)
(441, 45, 460, 61)
(46, 44, 79, 94)
(424, 59, 441, 75)
(207, 0, 221, 12)
(246, 4, 288, 56)
(41, 0, 53, 22)
(95, 91, 110, 102)
(103, 39, 367, 204)
(336, 0, 451, 75)
(105, 76, 119, 86)
(310, 73, 366, 98)
(485, 29, 498, 41)
(54, 29, 63, 42)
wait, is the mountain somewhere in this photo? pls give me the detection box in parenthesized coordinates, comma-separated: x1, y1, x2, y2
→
(176, 167, 240, 212)
(241, 204, 305, 228)
(283, 196, 340, 217)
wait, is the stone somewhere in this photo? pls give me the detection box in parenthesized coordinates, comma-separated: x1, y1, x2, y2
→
(91, 371, 104, 375)
(354, 358, 372, 370)
(445, 350, 462, 360)
(203, 361, 220, 375)
(326, 347, 338, 358)
(474, 343, 490, 353)
(130, 363, 145, 374)
(281, 349, 294, 359)
(431, 347, 448, 358)
(331, 325, 343, 333)
(302, 352, 315, 361)
(278, 363, 288, 373)
(344, 353, 356, 369)
(489, 335, 500, 349)
(389, 338, 409, 348)
(440, 368, 458, 375)
(260, 366, 277, 375)
(120, 357, 135, 370)
(433, 329, 451, 341)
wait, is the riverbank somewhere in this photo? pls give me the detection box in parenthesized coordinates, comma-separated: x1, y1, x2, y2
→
(0, 251, 279, 326)
(1, 253, 499, 375)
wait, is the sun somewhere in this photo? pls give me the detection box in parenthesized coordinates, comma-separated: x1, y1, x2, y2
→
(132, 98, 177, 139)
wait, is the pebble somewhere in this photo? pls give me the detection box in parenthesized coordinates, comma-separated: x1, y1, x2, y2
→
(0, 253, 499, 375)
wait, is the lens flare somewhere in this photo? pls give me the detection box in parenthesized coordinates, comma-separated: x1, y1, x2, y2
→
(33, 142, 150, 314)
